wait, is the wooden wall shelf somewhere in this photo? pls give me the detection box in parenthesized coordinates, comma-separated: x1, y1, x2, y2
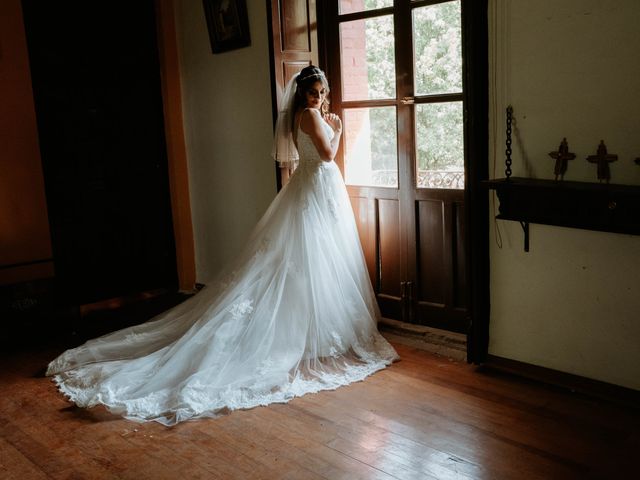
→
(484, 177, 640, 251)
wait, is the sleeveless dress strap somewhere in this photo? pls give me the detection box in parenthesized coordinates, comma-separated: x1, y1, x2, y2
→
(294, 108, 312, 146)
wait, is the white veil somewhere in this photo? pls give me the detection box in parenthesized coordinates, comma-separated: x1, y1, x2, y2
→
(271, 74, 300, 168)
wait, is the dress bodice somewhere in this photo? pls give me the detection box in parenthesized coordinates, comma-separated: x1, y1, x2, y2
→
(295, 118, 335, 165)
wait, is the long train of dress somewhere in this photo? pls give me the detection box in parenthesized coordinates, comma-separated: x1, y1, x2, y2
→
(47, 121, 399, 425)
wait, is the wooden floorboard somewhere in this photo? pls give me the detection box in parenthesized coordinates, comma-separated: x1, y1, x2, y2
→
(1, 343, 638, 479)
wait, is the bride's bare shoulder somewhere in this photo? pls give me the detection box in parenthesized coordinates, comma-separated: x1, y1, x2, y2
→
(299, 108, 322, 133)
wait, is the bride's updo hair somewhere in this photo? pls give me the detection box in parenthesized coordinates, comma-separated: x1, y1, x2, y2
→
(293, 65, 330, 115)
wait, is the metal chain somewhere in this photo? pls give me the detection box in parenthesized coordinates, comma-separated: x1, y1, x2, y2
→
(505, 105, 513, 179)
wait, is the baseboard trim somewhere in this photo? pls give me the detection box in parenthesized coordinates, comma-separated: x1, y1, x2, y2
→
(482, 354, 640, 409)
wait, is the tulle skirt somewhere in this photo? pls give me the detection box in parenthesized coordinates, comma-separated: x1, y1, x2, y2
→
(47, 160, 399, 425)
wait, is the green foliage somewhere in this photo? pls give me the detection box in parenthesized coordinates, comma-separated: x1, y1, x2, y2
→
(360, 13, 396, 172)
(364, 0, 393, 10)
(413, 1, 463, 171)
(358, 1, 464, 173)
(413, 2, 462, 96)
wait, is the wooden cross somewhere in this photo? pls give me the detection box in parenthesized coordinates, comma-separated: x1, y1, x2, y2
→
(587, 140, 617, 183)
(548, 138, 575, 180)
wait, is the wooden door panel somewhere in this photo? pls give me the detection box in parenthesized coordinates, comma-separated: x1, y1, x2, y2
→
(270, 0, 318, 189)
(270, 0, 318, 106)
(283, 61, 310, 83)
(376, 198, 402, 319)
(348, 195, 376, 282)
(345, 185, 402, 319)
(414, 192, 467, 333)
(416, 199, 445, 305)
(377, 199, 401, 298)
(416, 301, 467, 331)
(280, 0, 312, 51)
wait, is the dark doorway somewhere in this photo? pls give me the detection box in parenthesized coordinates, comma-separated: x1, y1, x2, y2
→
(22, 0, 177, 305)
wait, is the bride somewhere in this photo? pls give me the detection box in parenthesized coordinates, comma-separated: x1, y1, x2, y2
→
(46, 65, 399, 425)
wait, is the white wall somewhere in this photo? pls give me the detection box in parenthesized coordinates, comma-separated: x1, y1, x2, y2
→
(175, 0, 276, 283)
(489, 0, 640, 390)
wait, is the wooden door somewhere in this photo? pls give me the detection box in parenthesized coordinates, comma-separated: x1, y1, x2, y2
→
(270, 0, 320, 101)
(322, 0, 474, 333)
(269, 0, 320, 187)
(22, 0, 177, 304)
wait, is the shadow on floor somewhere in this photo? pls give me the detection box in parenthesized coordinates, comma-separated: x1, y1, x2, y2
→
(1, 289, 193, 353)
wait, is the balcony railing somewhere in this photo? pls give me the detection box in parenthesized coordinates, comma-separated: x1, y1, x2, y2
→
(369, 169, 465, 189)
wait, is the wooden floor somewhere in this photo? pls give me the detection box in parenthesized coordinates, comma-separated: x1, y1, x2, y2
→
(1, 342, 638, 480)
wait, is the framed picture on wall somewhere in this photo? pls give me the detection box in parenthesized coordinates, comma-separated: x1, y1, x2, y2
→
(203, 0, 251, 54)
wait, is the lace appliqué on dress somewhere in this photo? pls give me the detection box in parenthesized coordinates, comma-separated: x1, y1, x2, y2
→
(254, 237, 271, 257)
(327, 198, 339, 222)
(228, 299, 254, 320)
(125, 332, 147, 342)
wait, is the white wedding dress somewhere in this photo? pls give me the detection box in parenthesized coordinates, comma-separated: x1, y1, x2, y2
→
(47, 119, 399, 425)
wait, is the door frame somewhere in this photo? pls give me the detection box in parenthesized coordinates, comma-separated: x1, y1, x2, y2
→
(460, 0, 489, 363)
(155, 0, 197, 292)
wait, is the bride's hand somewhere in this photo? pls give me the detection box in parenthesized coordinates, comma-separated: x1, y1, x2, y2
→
(323, 113, 342, 133)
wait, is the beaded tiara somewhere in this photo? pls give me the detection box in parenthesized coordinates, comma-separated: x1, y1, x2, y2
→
(296, 67, 326, 84)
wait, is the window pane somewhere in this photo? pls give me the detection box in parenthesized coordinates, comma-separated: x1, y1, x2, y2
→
(344, 107, 397, 187)
(416, 102, 464, 189)
(413, 1, 462, 96)
(340, 15, 396, 101)
(339, 0, 393, 16)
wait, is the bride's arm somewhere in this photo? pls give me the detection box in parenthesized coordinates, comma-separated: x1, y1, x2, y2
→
(300, 109, 342, 162)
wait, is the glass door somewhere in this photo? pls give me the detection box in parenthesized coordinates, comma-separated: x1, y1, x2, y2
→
(328, 0, 468, 332)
